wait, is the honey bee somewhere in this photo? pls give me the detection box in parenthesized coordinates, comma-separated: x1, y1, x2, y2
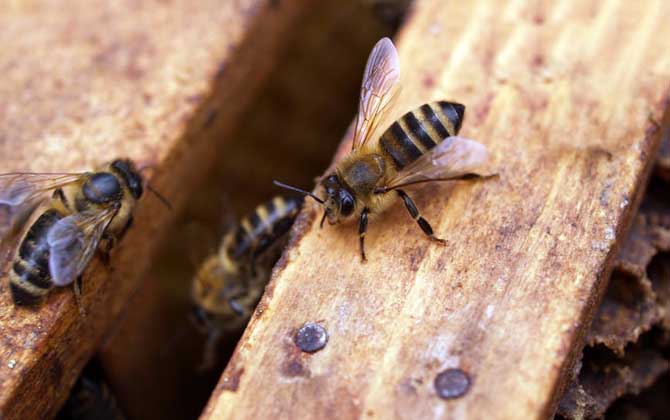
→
(275, 37, 492, 261)
(58, 365, 126, 420)
(0, 159, 162, 309)
(191, 195, 303, 369)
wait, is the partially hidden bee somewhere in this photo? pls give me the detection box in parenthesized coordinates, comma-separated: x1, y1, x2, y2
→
(57, 365, 126, 420)
(0, 159, 161, 309)
(191, 195, 303, 369)
(275, 37, 492, 261)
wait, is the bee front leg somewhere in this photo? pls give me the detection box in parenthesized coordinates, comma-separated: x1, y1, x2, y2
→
(73, 275, 86, 316)
(227, 296, 246, 317)
(117, 216, 134, 242)
(98, 235, 114, 268)
(359, 208, 370, 262)
(396, 190, 446, 245)
(199, 328, 223, 372)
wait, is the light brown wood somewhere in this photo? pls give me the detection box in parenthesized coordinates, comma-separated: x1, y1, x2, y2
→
(202, 0, 670, 419)
(96, 3, 391, 419)
(0, 1, 306, 419)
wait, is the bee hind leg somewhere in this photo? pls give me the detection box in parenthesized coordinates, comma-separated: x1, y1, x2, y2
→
(396, 190, 446, 245)
(359, 208, 370, 262)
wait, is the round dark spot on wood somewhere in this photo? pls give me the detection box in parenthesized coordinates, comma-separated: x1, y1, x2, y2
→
(434, 368, 470, 399)
(294, 322, 328, 353)
(281, 359, 309, 378)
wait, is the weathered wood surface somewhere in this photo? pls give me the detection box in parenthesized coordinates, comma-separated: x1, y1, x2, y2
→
(202, 1, 670, 419)
(0, 1, 305, 419)
(97, 3, 390, 419)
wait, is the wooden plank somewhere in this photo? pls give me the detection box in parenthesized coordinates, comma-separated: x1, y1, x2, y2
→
(0, 1, 306, 419)
(96, 3, 391, 419)
(201, 0, 670, 419)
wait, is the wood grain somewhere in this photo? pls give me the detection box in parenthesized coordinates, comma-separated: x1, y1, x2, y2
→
(96, 3, 390, 419)
(0, 1, 305, 419)
(202, 0, 670, 419)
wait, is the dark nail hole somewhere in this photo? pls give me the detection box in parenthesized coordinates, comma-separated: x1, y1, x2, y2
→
(434, 368, 470, 400)
(294, 322, 328, 353)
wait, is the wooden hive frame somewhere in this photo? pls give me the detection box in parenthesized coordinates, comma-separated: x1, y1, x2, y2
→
(201, 0, 670, 419)
(0, 0, 309, 418)
(0, 0, 669, 419)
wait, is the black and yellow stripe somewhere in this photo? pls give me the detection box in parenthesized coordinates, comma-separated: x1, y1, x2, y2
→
(9, 209, 64, 305)
(379, 101, 465, 170)
(227, 195, 303, 260)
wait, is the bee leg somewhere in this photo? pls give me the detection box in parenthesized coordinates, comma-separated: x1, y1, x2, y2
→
(248, 252, 258, 278)
(319, 211, 327, 229)
(227, 296, 246, 317)
(98, 235, 114, 268)
(359, 208, 370, 262)
(117, 216, 134, 242)
(53, 188, 71, 211)
(199, 328, 223, 372)
(74, 275, 86, 316)
(396, 190, 446, 245)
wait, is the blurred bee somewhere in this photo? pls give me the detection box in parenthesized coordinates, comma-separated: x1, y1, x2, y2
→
(365, 0, 413, 30)
(191, 195, 303, 369)
(57, 364, 126, 420)
(0, 159, 162, 309)
(275, 37, 492, 261)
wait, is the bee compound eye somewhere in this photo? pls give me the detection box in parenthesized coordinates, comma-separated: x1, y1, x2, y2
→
(340, 193, 354, 216)
(111, 159, 143, 198)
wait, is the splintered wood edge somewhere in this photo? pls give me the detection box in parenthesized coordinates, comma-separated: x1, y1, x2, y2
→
(0, 1, 306, 419)
(202, 1, 670, 419)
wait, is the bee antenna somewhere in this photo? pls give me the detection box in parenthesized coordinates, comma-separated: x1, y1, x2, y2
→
(146, 184, 173, 210)
(273, 180, 324, 204)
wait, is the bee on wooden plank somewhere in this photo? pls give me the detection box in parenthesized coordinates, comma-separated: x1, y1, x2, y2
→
(0, 159, 167, 310)
(275, 37, 492, 261)
(191, 195, 302, 369)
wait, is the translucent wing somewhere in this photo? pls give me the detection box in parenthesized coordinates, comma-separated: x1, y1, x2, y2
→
(352, 37, 401, 151)
(0, 173, 83, 240)
(47, 208, 116, 286)
(381, 136, 490, 191)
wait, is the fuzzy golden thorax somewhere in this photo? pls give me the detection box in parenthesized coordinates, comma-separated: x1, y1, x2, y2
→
(321, 147, 397, 224)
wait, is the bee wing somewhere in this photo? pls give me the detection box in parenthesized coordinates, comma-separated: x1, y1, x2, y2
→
(0, 197, 38, 275)
(46, 208, 116, 286)
(0, 173, 83, 240)
(352, 37, 401, 151)
(380, 136, 490, 191)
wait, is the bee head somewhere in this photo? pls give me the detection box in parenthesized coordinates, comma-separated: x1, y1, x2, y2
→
(322, 174, 355, 224)
(192, 257, 248, 323)
(110, 159, 144, 199)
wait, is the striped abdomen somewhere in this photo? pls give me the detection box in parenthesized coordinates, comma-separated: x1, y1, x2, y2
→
(379, 101, 465, 170)
(227, 195, 303, 260)
(9, 209, 64, 305)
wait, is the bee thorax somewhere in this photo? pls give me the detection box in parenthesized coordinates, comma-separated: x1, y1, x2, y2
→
(340, 153, 385, 196)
